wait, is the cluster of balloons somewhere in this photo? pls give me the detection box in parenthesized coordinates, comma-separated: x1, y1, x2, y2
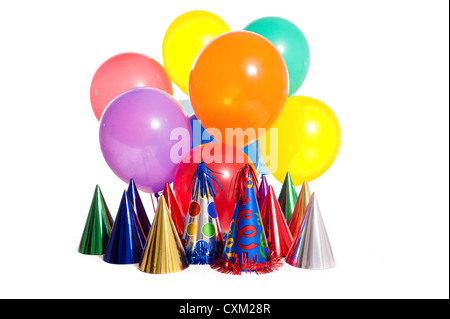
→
(91, 10, 341, 231)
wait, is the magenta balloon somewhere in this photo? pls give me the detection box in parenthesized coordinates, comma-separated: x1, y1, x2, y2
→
(99, 87, 191, 193)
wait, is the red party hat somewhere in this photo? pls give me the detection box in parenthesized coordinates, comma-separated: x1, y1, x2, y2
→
(261, 185, 293, 258)
(163, 182, 185, 239)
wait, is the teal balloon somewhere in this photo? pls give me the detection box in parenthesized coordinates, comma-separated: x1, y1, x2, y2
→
(244, 17, 310, 96)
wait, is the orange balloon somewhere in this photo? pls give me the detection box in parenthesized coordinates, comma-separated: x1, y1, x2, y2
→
(189, 31, 288, 148)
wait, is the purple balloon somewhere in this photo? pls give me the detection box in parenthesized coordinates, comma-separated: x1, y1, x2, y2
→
(99, 88, 192, 193)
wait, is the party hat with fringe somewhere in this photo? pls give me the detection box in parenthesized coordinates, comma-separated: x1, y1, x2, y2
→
(211, 164, 282, 275)
(182, 162, 223, 265)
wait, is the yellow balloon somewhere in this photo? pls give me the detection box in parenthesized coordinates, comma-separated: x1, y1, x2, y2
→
(262, 96, 341, 185)
(260, 96, 305, 176)
(162, 10, 231, 95)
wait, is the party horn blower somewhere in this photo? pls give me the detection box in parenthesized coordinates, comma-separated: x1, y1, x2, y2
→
(211, 164, 282, 275)
(78, 185, 114, 255)
(127, 178, 151, 238)
(182, 162, 223, 265)
(261, 186, 293, 258)
(286, 193, 335, 270)
(139, 196, 189, 274)
(278, 171, 298, 224)
(289, 181, 311, 238)
(163, 182, 185, 240)
(103, 191, 145, 264)
(257, 175, 269, 211)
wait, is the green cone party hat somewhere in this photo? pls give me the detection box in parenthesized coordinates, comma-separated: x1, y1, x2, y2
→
(78, 185, 114, 255)
(278, 172, 298, 224)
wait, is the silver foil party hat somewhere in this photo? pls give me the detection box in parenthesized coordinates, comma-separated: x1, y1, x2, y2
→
(286, 193, 335, 270)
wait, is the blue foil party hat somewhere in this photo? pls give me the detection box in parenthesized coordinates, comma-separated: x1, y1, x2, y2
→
(182, 162, 223, 265)
(103, 191, 145, 264)
(211, 164, 282, 274)
(127, 178, 151, 238)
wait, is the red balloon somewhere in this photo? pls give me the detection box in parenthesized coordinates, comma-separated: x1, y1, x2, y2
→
(90, 52, 173, 121)
(173, 142, 255, 232)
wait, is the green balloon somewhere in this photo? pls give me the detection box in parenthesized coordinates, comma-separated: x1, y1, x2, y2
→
(244, 17, 310, 96)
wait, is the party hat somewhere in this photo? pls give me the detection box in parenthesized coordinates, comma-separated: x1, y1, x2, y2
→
(278, 172, 298, 224)
(103, 191, 145, 264)
(78, 185, 114, 255)
(289, 181, 311, 238)
(139, 196, 189, 274)
(211, 164, 282, 274)
(127, 178, 151, 238)
(286, 193, 335, 270)
(163, 182, 185, 240)
(182, 162, 223, 265)
(261, 185, 293, 258)
(257, 175, 269, 211)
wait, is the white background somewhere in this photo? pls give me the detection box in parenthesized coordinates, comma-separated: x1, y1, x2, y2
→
(0, 0, 448, 299)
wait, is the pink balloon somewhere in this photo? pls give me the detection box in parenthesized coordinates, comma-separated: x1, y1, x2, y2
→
(90, 52, 173, 121)
(99, 88, 191, 194)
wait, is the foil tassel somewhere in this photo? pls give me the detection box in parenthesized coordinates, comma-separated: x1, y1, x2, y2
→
(163, 182, 185, 240)
(289, 181, 311, 238)
(211, 164, 282, 275)
(127, 178, 151, 238)
(286, 193, 335, 270)
(278, 171, 298, 224)
(103, 191, 145, 264)
(261, 185, 293, 258)
(183, 162, 223, 265)
(138, 196, 189, 274)
(78, 185, 114, 255)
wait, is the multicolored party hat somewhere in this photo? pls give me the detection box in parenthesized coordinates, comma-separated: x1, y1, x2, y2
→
(182, 162, 223, 265)
(261, 185, 293, 258)
(163, 182, 185, 240)
(278, 171, 298, 224)
(127, 178, 151, 238)
(289, 181, 311, 238)
(103, 191, 145, 264)
(257, 175, 269, 211)
(139, 196, 189, 274)
(286, 193, 335, 270)
(211, 164, 282, 274)
(78, 185, 114, 255)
